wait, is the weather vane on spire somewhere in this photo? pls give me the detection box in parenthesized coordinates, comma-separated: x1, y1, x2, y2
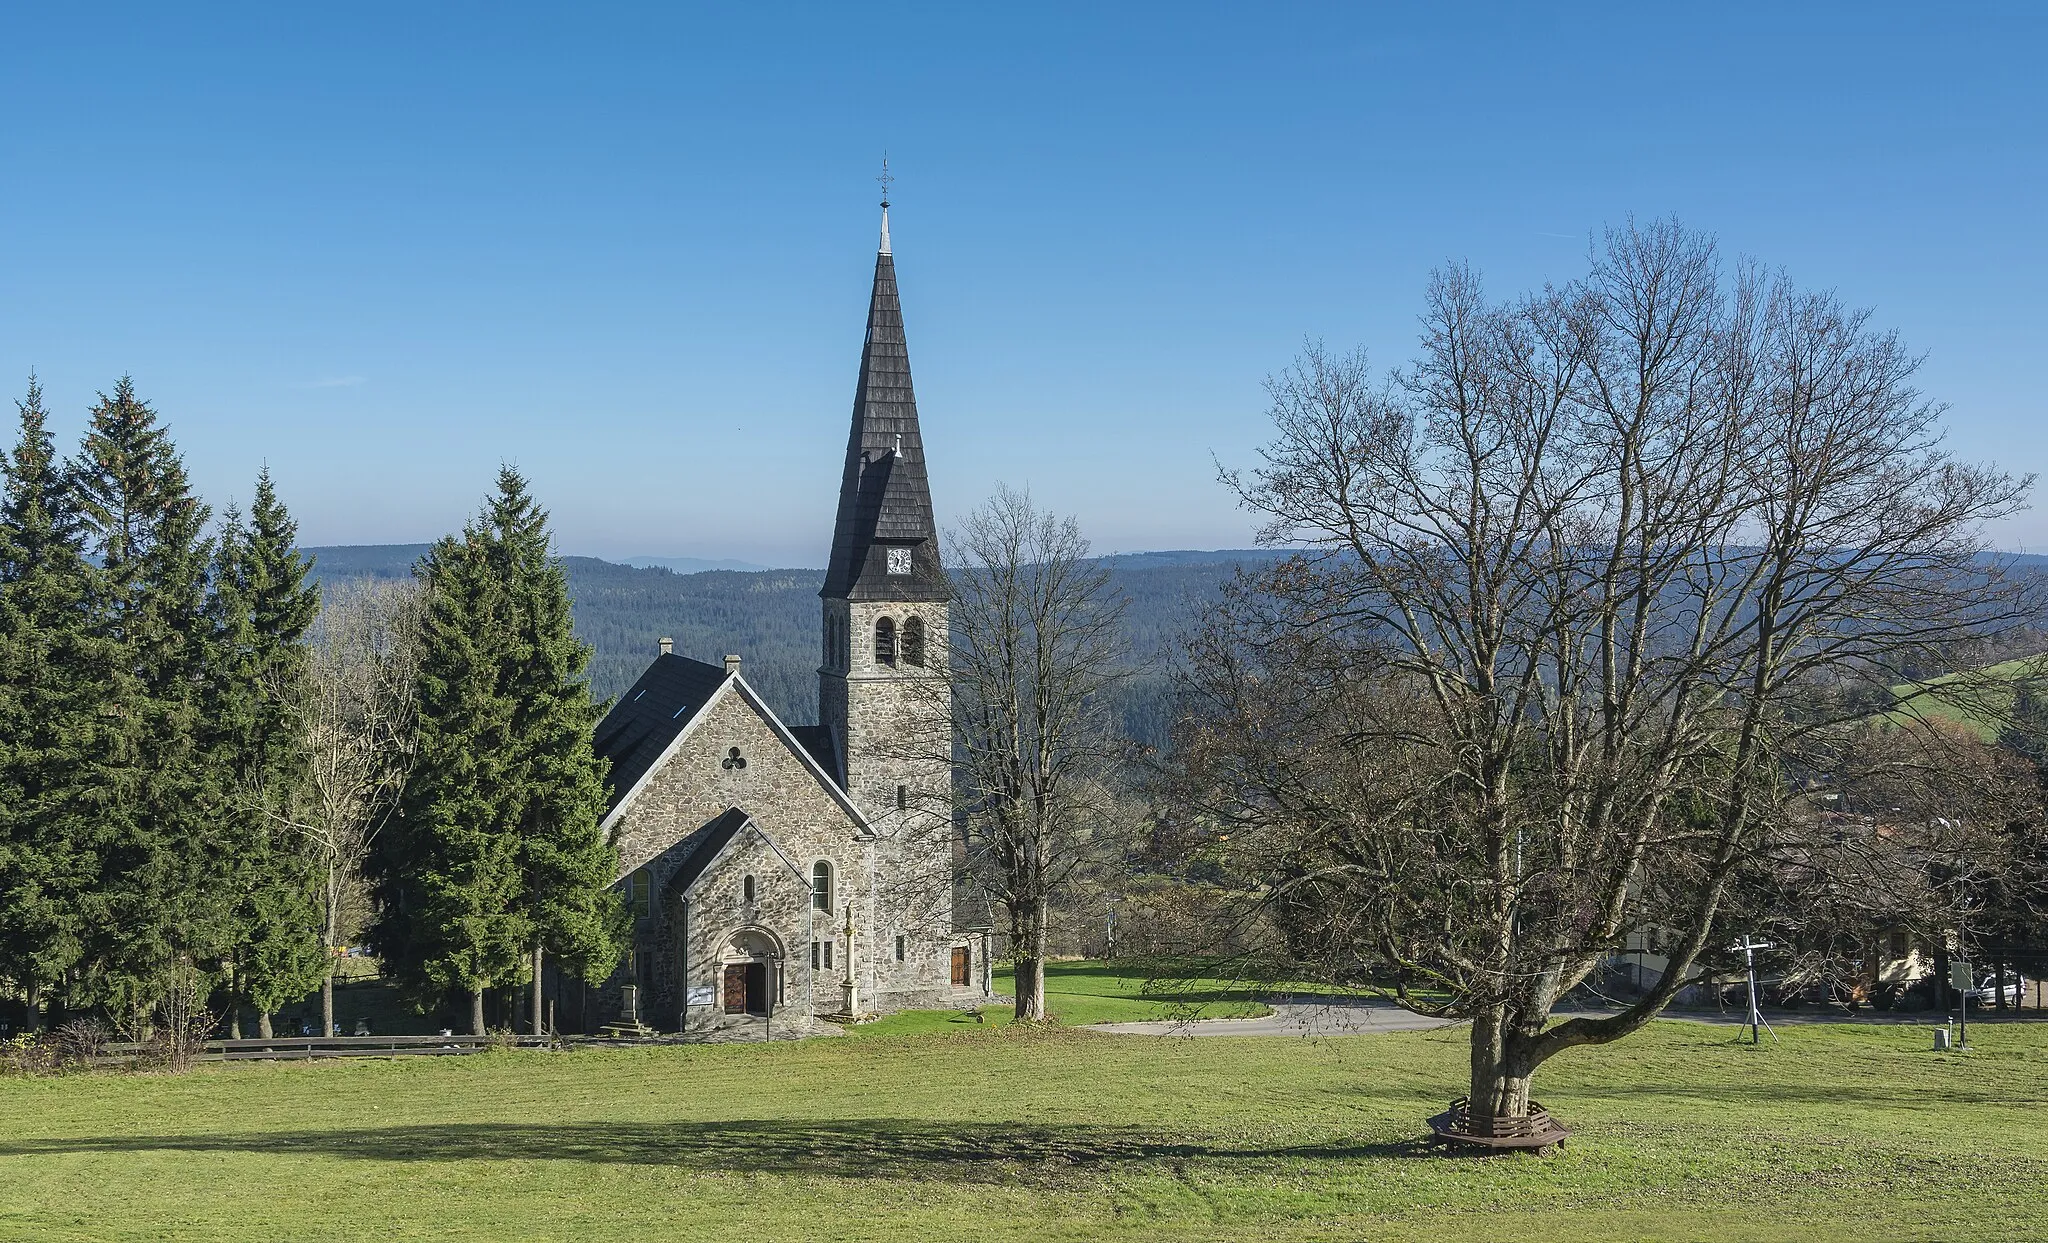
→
(877, 154, 893, 208)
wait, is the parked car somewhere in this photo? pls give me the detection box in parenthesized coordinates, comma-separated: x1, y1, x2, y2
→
(1967, 976, 2025, 1007)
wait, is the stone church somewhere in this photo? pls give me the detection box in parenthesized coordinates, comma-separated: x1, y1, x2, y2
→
(584, 201, 990, 1033)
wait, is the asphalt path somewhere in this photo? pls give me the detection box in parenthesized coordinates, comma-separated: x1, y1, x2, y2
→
(1085, 997, 1455, 1037)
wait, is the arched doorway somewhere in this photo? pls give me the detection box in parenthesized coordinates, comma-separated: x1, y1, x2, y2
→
(719, 928, 781, 1017)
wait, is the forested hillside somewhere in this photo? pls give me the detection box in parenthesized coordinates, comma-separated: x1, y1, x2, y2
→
(301, 545, 1289, 748)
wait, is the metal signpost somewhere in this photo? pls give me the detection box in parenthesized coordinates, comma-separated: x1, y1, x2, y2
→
(1730, 937, 1776, 1046)
(1949, 957, 1973, 1051)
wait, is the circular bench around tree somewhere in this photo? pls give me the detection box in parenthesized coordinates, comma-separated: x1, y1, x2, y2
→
(1426, 1096, 1571, 1153)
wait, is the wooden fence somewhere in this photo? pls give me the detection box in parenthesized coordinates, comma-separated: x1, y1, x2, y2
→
(95, 1033, 557, 1065)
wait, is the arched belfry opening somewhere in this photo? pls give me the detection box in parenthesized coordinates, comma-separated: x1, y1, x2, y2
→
(874, 616, 897, 667)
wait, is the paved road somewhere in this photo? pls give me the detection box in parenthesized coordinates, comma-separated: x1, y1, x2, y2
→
(1085, 997, 2042, 1037)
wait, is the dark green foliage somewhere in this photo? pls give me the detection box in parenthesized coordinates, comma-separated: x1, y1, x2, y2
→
(371, 471, 623, 1025)
(211, 473, 327, 1020)
(487, 472, 626, 985)
(372, 530, 527, 1014)
(69, 378, 229, 1023)
(0, 379, 126, 1022)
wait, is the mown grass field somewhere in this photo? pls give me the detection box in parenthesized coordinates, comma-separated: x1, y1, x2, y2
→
(849, 959, 1274, 1037)
(1883, 652, 2048, 740)
(3, 966, 2044, 1243)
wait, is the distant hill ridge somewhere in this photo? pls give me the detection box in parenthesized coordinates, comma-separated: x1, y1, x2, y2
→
(297, 544, 1290, 747)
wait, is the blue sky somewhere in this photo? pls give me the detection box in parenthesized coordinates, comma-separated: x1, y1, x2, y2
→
(2, 4, 2043, 565)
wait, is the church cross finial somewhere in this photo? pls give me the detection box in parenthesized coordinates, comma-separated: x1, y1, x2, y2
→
(877, 155, 893, 256)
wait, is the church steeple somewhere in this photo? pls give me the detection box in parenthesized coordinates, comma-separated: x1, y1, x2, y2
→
(821, 189, 945, 603)
(817, 183, 953, 814)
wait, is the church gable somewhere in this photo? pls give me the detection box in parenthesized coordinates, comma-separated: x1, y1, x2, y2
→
(592, 652, 730, 816)
(607, 668, 870, 879)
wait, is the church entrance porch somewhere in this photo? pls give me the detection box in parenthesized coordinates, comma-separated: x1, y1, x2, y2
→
(716, 928, 784, 1022)
(722, 962, 768, 1015)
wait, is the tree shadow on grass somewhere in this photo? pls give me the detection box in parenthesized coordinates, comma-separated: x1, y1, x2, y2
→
(0, 1119, 1435, 1185)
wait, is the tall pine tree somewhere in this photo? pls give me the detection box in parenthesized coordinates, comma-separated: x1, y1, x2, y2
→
(71, 378, 230, 1029)
(372, 526, 528, 1034)
(210, 472, 326, 1036)
(0, 378, 124, 1027)
(370, 469, 621, 1034)
(492, 469, 625, 1034)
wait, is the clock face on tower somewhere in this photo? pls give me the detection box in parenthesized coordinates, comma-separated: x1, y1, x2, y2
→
(886, 547, 912, 576)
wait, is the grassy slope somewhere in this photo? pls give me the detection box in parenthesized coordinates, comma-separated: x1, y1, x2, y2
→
(1883, 652, 2048, 740)
(3, 1010, 2044, 1241)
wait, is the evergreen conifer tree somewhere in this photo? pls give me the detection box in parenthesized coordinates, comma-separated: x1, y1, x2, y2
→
(372, 527, 528, 1034)
(490, 469, 625, 1034)
(71, 378, 230, 1028)
(210, 473, 326, 1036)
(370, 469, 622, 1035)
(0, 379, 124, 1027)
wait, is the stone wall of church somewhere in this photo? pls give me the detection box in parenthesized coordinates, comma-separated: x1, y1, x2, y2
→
(602, 673, 986, 1032)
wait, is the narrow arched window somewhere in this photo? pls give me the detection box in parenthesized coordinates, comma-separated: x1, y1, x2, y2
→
(742, 874, 756, 903)
(629, 869, 651, 920)
(874, 616, 896, 667)
(811, 860, 834, 912)
(902, 615, 926, 667)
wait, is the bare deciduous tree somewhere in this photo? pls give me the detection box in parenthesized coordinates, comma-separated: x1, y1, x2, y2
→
(1186, 220, 2036, 1134)
(938, 487, 1130, 1020)
(271, 577, 422, 1037)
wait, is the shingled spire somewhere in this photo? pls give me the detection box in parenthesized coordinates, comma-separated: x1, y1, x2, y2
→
(822, 195, 946, 602)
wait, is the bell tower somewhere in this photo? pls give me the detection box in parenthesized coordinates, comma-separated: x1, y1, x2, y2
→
(817, 184, 951, 829)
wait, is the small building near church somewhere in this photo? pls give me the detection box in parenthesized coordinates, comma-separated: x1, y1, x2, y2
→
(582, 199, 990, 1034)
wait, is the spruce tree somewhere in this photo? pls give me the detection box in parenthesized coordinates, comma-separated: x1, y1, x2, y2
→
(371, 469, 622, 1035)
(372, 528, 528, 1034)
(210, 473, 326, 1036)
(71, 378, 229, 1028)
(0, 379, 124, 1027)
(490, 468, 625, 1034)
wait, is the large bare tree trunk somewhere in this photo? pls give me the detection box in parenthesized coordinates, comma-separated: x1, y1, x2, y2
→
(258, 1011, 274, 1039)
(1012, 897, 1049, 1021)
(1466, 1007, 1540, 1128)
(321, 888, 340, 1038)
(531, 945, 545, 1036)
(470, 988, 487, 1036)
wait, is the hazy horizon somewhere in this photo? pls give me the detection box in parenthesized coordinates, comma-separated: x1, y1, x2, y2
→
(5, 5, 2044, 561)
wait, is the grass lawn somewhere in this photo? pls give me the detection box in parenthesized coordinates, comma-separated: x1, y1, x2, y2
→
(2, 978, 2044, 1242)
(847, 959, 1274, 1036)
(1883, 651, 2048, 740)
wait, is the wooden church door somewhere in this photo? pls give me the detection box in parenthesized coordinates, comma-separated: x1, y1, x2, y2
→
(722, 964, 747, 1012)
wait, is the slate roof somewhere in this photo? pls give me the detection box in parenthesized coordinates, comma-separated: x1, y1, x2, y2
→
(822, 234, 949, 603)
(786, 724, 839, 782)
(591, 653, 730, 813)
(661, 806, 753, 896)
